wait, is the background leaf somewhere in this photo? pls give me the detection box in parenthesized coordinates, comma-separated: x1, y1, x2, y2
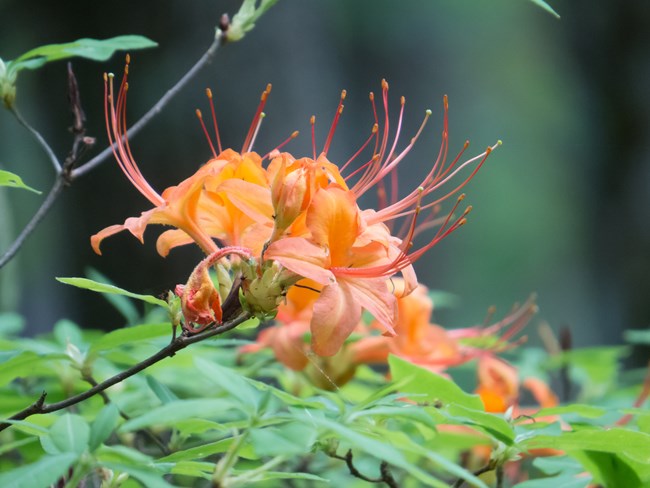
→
(0, 169, 40, 193)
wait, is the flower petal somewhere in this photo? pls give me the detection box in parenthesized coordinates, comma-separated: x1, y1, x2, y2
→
(265, 237, 334, 285)
(311, 281, 361, 356)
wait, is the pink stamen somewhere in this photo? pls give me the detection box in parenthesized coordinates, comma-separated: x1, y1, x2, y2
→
(205, 88, 223, 154)
(263, 130, 300, 160)
(323, 90, 346, 156)
(104, 58, 163, 206)
(242, 84, 271, 153)
(196, 109, 217, 158)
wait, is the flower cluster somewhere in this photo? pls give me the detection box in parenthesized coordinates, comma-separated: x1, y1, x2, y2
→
(92, 57, 498, 356)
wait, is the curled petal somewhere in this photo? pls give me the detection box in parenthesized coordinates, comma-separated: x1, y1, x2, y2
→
(90, 209, 156, 255)
(311, 281, 361, 356)
(265, 237, 334, 285)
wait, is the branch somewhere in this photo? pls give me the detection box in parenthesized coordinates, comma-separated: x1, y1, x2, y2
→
(330, 449, 398, 487)
(9, 106, 62, 173)
(451, 462, 495, 488)
(0, 33, 223, 270)
(0, 311, 251, 433)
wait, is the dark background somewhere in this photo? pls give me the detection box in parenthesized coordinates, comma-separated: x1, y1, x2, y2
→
(0, 0, 648, 350)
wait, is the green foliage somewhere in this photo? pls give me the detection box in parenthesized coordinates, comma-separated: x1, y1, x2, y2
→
(227, 0, 280, 42)
(0, 35, 156, 107)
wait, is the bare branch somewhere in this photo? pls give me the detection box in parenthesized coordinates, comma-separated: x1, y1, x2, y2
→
(9, 107, 62, 173)
(330, 449, 398, 487)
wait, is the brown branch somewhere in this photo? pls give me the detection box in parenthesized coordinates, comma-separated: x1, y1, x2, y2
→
(330, 449, 398, 487)
(0, 311, 251, 433)
(451, 462, 495, 488)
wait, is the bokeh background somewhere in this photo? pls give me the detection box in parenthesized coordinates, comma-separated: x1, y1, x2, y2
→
(1, 0, 648, 352)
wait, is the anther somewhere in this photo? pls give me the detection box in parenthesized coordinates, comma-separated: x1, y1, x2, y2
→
(310, 115, 316, 125)
(206, 88, 213, 98)
(103, 72, 108, 82)
(125, 53, 130, 64)
(369, 92, 375, 101)
(381, 79, 389, 90)
(400, 96, 405, 106)
(443, 94, 448, 110)
(372, 123, 378, 133)
(425, 109, 432, 116)
(341, 89, 347, 100)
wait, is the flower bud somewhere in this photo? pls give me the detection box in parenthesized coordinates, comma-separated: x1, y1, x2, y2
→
(175, 261, 222, 332)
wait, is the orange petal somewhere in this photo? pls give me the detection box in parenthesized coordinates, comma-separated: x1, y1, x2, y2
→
(311, 282, 361, 356)
(265, 237, 334, 285)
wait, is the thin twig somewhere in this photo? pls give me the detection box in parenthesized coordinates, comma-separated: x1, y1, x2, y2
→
(0, 33, 223, 270)
(451, 462, 494, 488)
(9, 107, 62, 173)
(0, 311, 251, 433)
(330, 449, 398, 487)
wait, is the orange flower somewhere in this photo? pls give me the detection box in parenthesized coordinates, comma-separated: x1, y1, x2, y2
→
(91, 64, 220, 256)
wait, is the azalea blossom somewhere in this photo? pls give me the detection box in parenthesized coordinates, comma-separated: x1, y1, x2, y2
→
(93, 58, 498, 352)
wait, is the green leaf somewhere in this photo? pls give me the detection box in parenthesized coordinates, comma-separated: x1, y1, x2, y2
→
(119, 399, 233, 432)
(522, 428, 650, 464)
(0, 351, 40, 386)
(532, 404, 607, 419)
(0, 169, 40, 193)
(53, 319, 84, 348)
(0, 453, 78, 488)
(388, 354, 484, 410)
(528, 0, 560, 18)
(194, 357, 260, 410)
(56, 277, 169, 309)
(86, 268, 141, 324)
(0, 312, 25, 336)
(570, 450, 644, 488)
(89, 403, 120, 451)
(228, 0, 279, 42)
(249, 422, 317, 457)
(146, 375, 179, 404)
(159, 437, 256, 463)
(444, 403, 515, 445)
(99, 462, 173, 488)
(243, 471, 329, 483)
(11, 36, 157, 71)
(624, 329, 650, 345)
(89, 322, 171, 354)
(47, 413, 90, 455)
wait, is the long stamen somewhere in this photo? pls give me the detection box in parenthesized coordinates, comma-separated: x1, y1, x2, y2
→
(263, 130, 299, 160)
(340, 123, 378, 173)
(196, 109, 217, 158)
(322, 90, 346, 156)
(104, 60, 163, 206)
(242, 83, 271, 152)
(310, 115, 316, 160)
(246, 112, 265, 153)
(205, 88, 223, 154)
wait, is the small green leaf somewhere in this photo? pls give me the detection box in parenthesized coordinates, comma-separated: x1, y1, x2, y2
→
(0, 170, 40, 193)
(532, 404, 607, 419)
(99, 462, 173, 488)
(89, 322, 171, 354)
(0, 313, 25, 336)
(0, 453, 78, 488)
(89, 403, 120, 451)
(146, 375, 179, 404)
(388, 354, 484, 410)
(528, 0, 560, 19)
(159, 437, 256, 463)
(194, 357, 260, 410)
(119, 399, 233, 432)
(228, 0, 279, 42)
(249, 422, 317, 457)
(624, 329, 650, 345)
(56, 277, 169, 309)
(445, 403, 515, 445)
(47, 414, 90, 455)
(11, 36, 157, 72)
(522, 428, 650, 464)
(0, 351, 40, 386)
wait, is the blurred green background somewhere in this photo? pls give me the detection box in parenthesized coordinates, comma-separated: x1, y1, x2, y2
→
(0, 0, 648, 349)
